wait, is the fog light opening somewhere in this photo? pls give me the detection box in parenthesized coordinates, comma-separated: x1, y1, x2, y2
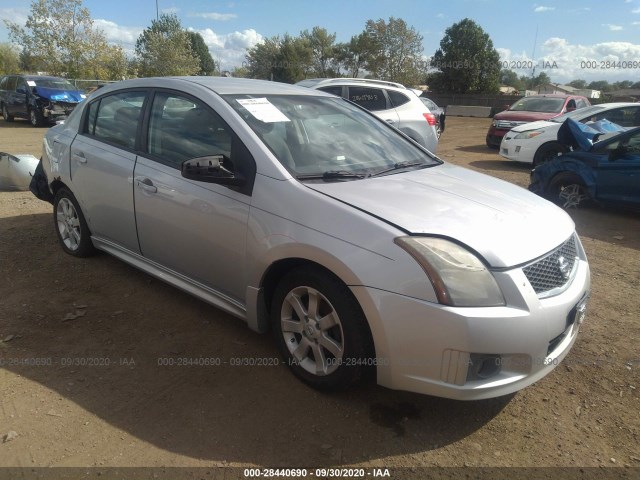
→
(467, 354, 502, 381)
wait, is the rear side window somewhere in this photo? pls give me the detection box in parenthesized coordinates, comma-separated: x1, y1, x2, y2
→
(318, 86, 344, 97)
(387, 90, 411, 108)
(6, 76, 17, 91)
(0, 77, 7, 89)
(83, 91, 146, 150)
(348, 87, 387, 111)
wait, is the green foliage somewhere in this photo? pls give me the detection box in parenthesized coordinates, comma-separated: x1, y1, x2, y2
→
(363, 17, 424, 85)
(430, 18, 500, 93)
(334, 33, 373, 78)
(5, 0, 126, 79)
(301, 27, 337, 77)
(187, 31, 215, 76)
(135, 14, 200, 77)
(567, 79, 587, 89)
(245, 36, 282, 80)
(0, 43, 20, 74)
(500, 69, 524, 90)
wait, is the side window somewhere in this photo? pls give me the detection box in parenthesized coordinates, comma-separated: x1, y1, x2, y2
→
(0, 77, 6, 89)
(147, 92, 232, 168)
(577, 99, 588, 109)
(387, 90, 410, 108)
(566, 99, 576, 110)
(348, 87, 387, 111)
(83, 91, 146, 150)
(318, 86, 344, 97)
(6, 76, 17, 91)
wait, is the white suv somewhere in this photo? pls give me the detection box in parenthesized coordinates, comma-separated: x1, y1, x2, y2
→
(297, 78, 439, 152)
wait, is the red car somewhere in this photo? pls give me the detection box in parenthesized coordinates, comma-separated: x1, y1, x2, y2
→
(486, 94, 591, 149)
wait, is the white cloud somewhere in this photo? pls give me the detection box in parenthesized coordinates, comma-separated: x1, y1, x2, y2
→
(161, 7, 180, 14)
(191, 12, 238, 21)
(498, 37, 640, 82)
(0, 7, 28, 26)
(603, 24, 624, 31)
(93, 19, 143, 48)
(534, 6, 555, 13)
(188, 28, 263, 70)
(633, 7, 640, 13)
(436, 13, 445, 18)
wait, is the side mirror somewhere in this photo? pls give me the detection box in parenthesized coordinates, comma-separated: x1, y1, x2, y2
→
(181, 155, 245, 186)
(16, 87, 27, 95)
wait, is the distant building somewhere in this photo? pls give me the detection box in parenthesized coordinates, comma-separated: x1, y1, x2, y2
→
(535, 83, 601, 99)
(499, 86, 518, 95)
(605, 89, 640, 102)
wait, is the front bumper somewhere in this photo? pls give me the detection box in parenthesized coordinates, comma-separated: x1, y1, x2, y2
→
(351, 254, 590, 400)
(500, 135, 536, 164)
(486, 128, 508, 147)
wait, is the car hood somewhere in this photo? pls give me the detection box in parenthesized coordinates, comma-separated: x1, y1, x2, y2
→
(305, 163, 574, 268)
(494, 111, 561, 123)
(34, 87, 85, 103)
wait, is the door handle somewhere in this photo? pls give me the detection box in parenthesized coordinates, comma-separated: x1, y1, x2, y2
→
(72, 151, 87, 163)
(135, 176, 157, 193)
(385, 119, 396, 124)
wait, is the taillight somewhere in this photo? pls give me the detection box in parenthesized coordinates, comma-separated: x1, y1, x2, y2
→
(423, 113, 437, 126)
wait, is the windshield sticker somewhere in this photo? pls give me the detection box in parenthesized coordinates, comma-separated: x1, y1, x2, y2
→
(237, 98, 290, 123)
(27, 81, 37, 87)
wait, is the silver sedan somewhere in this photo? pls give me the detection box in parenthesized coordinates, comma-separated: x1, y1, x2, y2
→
(31, 77, 590, 400)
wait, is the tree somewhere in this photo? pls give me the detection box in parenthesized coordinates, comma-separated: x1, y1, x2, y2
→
(587, 80, 612, 92)
(363, 17, 424, 85)
(335, 32, 376, 78)
(273, 34, 312, 83)
(5, 0, 125, 79)
(567, 79, 587, 89)
(188, 31, 215, 76)
(135, 14, 199, 77)
(245, 36, 282, 80)
(500, 69, 524, 90)
(429, 18, 500, 93)
(301, 27, 337, 77)
(0, 43, 20, 74)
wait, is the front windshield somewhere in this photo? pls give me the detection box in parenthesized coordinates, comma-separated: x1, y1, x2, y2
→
(509, 96, 565, 113)
(550, 105, 606, 123)
(224, 94, 440, 179)
(32, 78, 77, 90)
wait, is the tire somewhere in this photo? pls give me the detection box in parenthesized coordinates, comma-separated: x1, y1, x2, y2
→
(30, 108, 44, 127)
(548, 172, 590, 209)
(271, 266, 374, 391)
(2, 104, 14, 122)
(533, 142, 566, 166)
(53, 188, 97, 257)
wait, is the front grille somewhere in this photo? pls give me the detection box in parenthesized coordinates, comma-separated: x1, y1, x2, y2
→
(523, 235, 578, 296)
(495, 120, 527, 129)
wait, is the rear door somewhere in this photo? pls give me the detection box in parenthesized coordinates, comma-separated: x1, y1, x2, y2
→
(69, 89, 146, 253)
(346, 86, 399, 126)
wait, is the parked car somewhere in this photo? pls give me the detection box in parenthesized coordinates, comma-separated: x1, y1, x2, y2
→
(0, 152, 39, 191)
(30, 77, 590, 400)
(296, 78, 439, 152)
(0, 74, 86, 127)
(419, 96, 445, 138)
(486, 94, 590, 149)
(501, 103, 640, 166)
(530, 118, 640, 209)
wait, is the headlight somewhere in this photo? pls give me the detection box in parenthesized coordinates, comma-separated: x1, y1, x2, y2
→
(491, 121, 497, 127)
(395, 237, 505, 307)
(514, 130, 544, 140)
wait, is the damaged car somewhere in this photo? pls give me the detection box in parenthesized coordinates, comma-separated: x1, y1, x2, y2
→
(31, 77, 590, 400)
(529, 118, 640, 208)
(0, 152, 40, 191)
(0, 75, 86, 127)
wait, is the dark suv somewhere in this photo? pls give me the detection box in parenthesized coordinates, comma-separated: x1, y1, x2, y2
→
(0, 75, 86, 127)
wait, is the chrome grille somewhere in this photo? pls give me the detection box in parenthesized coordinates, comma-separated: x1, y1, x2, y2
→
(495, 120, 527, 129)
(523, 235, 577, 296)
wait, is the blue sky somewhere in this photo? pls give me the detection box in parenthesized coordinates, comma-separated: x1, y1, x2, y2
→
(2, 0, 640, 82)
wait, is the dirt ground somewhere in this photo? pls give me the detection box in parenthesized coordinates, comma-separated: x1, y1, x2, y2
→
(0, 116, 639, 476)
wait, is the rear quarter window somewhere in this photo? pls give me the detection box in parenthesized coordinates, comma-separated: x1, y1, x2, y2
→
(387, 90, 411, 108)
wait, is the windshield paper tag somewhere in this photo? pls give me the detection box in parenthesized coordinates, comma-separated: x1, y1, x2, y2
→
(27, 81, 37, 87)
(237, 98, 290, 123)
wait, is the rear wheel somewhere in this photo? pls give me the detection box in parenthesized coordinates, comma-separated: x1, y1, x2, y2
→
(53, 188, 97, 257)
(533, 142, 566, 166)
(549, 172, 590, 209)
(2, 104, 14, 122)
(271, 266, 374, 391)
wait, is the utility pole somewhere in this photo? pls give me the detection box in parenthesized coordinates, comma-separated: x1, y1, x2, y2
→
(156, 0, 159, 20)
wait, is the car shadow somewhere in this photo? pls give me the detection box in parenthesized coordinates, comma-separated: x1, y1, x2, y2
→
(0, 212, 512, 466)
(455, 145, 500, 155)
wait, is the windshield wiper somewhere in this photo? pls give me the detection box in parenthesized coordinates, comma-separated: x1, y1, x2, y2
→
(296, 170, 370, 181)
(371, 160, 427, 177)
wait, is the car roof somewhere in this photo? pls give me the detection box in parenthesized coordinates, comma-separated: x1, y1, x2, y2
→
(98, 77, 326, 97)
(297, 77, 412, 91)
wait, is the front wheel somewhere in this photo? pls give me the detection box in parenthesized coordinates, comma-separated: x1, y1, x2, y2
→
(30, 108, 44, 127)
(53, 188, 96, 257)
(271, 267, 374, 391)
(549, 172, 590, 209)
